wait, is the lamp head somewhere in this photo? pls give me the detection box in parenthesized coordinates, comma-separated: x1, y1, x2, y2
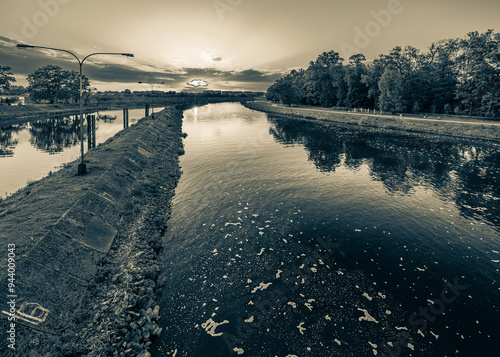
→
(122, 53, 134, 57)
(17, 44, 35, 49)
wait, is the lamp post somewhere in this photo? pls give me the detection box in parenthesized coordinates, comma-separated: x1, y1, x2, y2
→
(138, 81, 164, 118)
(17, 44, 134, 175)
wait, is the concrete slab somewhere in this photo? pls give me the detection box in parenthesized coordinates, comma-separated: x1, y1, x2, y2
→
(81, 216, 117, 254)
(27, 229, 105, 282)
(138, 147, 153, 158)
(53, 208, 95, 242)
(77, 192, 123, 224)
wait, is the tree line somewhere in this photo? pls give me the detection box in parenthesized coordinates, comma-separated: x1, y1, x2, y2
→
(266, 30, 500, 118)
(0, 64, 92, 104)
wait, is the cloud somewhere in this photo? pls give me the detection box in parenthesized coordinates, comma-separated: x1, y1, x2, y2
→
(228, 69, 281, 83)
(0, 36, 17, 47)
(0, 36, 282, 91)
(187, 79, 209, 87)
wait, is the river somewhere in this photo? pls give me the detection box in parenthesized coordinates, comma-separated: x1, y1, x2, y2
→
(151, 102, 499, 357)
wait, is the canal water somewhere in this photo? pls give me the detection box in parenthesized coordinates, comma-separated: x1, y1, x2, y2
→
(151, 103, 500, 357)
(0, 107, 162, 198)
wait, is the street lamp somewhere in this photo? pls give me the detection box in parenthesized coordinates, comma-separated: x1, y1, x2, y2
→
(138, 81, 164, 118)
(17, 44, 134, 175)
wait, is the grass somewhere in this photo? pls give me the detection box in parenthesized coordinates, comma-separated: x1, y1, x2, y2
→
(0, 104, 106, 127)
(244, 101, 500, 144)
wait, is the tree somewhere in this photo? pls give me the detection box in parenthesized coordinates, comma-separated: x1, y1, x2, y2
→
(266, 30, 499, 117)
(27, 65, 90, 104)
(269, 78, 297, 106)
(427, 39, 459, 113)
(84, 87, 98, 105)
(63, 70, 89, 104)
(362, 56, 386, 109)
(379, 65, 405, 113)
(412, 101, 422, 114)
(0, 66, 16, 92)
(481, 85, 500, 118)
(455, 30, 499, 116)
(345, 54, 369, 108)
(313, 51, 346, 107)
(5, 85, 26, 95)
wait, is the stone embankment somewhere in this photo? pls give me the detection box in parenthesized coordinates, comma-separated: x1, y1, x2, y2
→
(0, 107, 185, 356)
(244, 101, 500, 144)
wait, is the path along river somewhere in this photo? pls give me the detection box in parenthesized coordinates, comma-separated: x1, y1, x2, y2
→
(150, 103, 499, 356)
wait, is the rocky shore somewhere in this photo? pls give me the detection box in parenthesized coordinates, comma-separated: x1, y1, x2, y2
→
(244, 101, 500, 145)
(0, 107, 185, 356)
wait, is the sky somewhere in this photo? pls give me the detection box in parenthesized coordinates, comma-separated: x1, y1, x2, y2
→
(0, 0, 499, 92)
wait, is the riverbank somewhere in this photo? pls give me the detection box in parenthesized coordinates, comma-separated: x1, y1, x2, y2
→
(244, 101, 500, 145)
(0, 104, 111, 127)
(0, 107, 184, 356)
(0, 97, 261, 128)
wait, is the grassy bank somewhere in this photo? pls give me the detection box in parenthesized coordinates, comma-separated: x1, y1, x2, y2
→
(244, 101, 500, 145)
(0, 108, 184, 356)
(0, 104, 110, 126)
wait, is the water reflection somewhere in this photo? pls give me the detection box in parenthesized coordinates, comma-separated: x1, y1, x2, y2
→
(96, 113, 117, 123)
(29, 116, 81, 154)
(268, 115, 500, 226)
(0, 108, 146, 198)
(0, 125, 22, 157)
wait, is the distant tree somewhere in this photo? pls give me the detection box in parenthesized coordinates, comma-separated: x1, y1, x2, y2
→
(345, 54, 369, 108)
(63, 70, 90, 104)
(382, 46, 432, 112)
(5, 85, 26, 95)
(303, 51, 345, 107)
(455, 30, 499, 116)
(267, 69, 306, 106)
(27, 65, 90, 104)
(266, 30, 499, 117)
(0, 66, 16, 92)
(123, 89, 132, 95)
(362, 57, 386, 109)
(427, 39, 459, 113)
(481, 85, 500, 118)
(28, 65, 62, 103)
(379, 65, 405, 113)
(412, 101, 422, 114)
(83, 87, 98, 105)
(273, 78, 297, 106)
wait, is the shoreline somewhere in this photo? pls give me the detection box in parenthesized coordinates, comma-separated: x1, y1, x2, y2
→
(0, 104, 112, 127)
(0, 98, 260, 128)
(0, 107, 184, 356)
(243, 101, 500, 145)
